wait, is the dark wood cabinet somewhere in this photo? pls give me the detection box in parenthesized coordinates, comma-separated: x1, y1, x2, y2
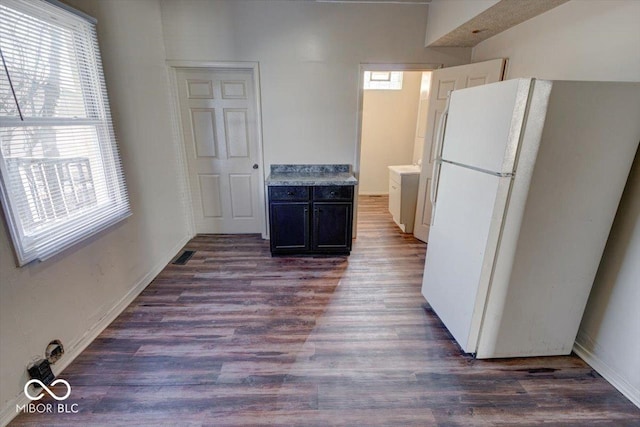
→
(270, 202, 310, 252)
(312, 202, 352, 251)
(269, 185, 354, 255)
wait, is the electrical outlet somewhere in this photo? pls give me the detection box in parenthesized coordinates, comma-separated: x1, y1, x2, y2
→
(27, 359, 55, 386)
(46, 340, 64, 364)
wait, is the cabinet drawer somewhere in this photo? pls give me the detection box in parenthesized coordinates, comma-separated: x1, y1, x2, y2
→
(313, 185, 353, 201)
(269, 186, 309, 201)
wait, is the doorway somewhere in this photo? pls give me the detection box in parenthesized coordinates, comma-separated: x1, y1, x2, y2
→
(171, 63, 266, 237)
(354, 64, 440, 234)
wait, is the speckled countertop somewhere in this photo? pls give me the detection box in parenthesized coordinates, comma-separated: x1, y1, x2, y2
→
(266, 164, 358, 186)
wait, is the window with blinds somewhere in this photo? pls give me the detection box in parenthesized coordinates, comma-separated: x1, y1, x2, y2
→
(0, 0, 130, 266)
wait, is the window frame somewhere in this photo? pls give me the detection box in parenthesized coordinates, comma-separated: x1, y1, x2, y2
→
(0, 0, 130, 266)
(363, 71, 404, 90)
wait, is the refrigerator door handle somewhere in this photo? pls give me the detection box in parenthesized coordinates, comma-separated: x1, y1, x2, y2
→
(430, 93, 451, 225)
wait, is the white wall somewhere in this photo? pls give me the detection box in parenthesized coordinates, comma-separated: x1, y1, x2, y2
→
(473, 1, 640, 81)
(473, 0, 640, 406)
(577, 152, 640, 406)
(159, 0, 471, 176)
(425, 0, 499, 46)
(0, 0, 190, 423)
(359, 72, 421, 195)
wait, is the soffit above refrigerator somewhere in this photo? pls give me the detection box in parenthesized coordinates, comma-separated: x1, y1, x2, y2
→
(426, 0, 569, 48)
(315, 0, 430, 3)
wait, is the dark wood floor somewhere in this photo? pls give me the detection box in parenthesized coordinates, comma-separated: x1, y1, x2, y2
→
(11, 196, 640, 426)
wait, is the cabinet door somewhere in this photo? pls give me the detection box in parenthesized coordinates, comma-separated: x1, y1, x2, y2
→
(388, 177, 401, 221)
(270, 202, 310, 252)
(312, 202, 352, 252)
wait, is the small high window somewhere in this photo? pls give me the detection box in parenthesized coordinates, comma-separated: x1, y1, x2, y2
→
(363, 71, 403, 90)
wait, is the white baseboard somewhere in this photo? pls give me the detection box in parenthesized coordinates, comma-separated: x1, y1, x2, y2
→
(573, 332, 640, 409)
(0, 234, 192, 427)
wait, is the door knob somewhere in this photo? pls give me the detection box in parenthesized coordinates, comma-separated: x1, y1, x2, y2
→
(252, 164, 259, 169)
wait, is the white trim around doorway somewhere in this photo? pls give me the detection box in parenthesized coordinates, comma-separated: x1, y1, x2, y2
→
(165, 60, 268, 239)
(353, 62, 442, 237)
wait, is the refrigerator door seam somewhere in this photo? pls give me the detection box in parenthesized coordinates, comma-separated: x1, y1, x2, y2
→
(440, 159, 514, 178)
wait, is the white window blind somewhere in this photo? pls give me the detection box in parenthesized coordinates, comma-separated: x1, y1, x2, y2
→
(0, 0, 130, 266)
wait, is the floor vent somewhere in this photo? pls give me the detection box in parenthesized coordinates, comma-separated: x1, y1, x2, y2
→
(172, 250, 195, 265)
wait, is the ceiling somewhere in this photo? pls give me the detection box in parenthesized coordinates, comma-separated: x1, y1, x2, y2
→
(427, 0, 570, 47)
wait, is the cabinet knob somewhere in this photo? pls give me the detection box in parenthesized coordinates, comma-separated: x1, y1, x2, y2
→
(287, 191, 294, 196)
(330, 191, 336, 196)
(253, 163, 259, 170)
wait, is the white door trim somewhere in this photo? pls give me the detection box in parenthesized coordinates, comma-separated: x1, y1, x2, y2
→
(166, 64, 196, 238)
(166, 60, 267, 238)
(353, 62, 443, 237)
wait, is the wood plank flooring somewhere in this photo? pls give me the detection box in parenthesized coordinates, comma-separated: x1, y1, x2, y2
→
(11, 196, 640, 426)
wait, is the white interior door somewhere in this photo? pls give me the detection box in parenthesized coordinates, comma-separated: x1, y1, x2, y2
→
(176, 68, 264, 234)
(412, 59, 506, 243)
(412, 72, 433, 164)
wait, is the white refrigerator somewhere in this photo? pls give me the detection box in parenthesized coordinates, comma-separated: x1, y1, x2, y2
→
(421, 78, 640, 359)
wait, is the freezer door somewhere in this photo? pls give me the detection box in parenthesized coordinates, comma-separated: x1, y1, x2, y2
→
(441, 79, 532, 174)
(421, 162, 511, 353)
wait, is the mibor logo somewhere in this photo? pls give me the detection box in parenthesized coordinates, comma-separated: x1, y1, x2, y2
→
(18, 379, 78, 414)
(24, 379, 71, 401)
